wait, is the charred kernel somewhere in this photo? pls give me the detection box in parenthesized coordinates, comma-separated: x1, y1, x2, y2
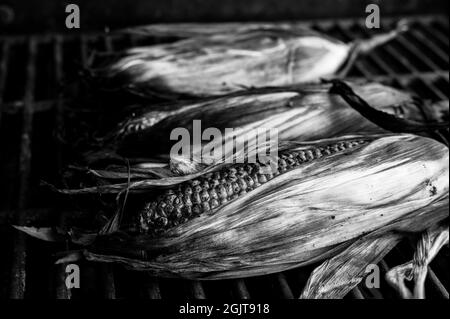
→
(232, 182, 240, 193)
(298, 152, 307, 161)
(259, 175, 267, 183)
(192, 205, 201, 215)
(305, 150, 314, 160)
(200, 190, 210, 201)
(158, 201, 167, 209)
(237, 178, 247, 191)
(202, 201, 211, 212)
(173, 196, 182, 205)
(286, 157, 296, 166)
(175, 203, 184, 212)
(165, 196, 176, 205)
(237, 166, 246, 173)
(192, 192, 201, 204)
(182, 205, 192, 216)
(279, 159, 287, 167)
(210, 178, 220, 187)
(191, 180, 200, 186)
(202, 181, 210, 189)
(229, 168, 237, 175)
(216, 185, 228, 199)
(165, 204, 174, 214)
(156, 217, 168, 227)
(344, 142, 353, 148)
(209, 189, 218, 200)
(173, 208, 182, 219)
(225, 182, 234, 196)
(183, 194, 192, 206)
(244, 175, 255, 188)
(210, 199, 219, 209)
(157, 208, 167, 217)
(194, 185, 202, 193)
(244, 164, 252, 173)
(184, 186, 193, 195)
(314, 148, 322, 158)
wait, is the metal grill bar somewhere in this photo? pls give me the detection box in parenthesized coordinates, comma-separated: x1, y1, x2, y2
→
(0, 41, 10, 128)
(9, 38, 37, 299)
(397, 35, 441, 71)
(411, 29, 448, 65)
(233, 279, 251, 299)
(53, 35, 72, 300)
(428, 23, 449, 49)
(350, 287, 365, 299)
(428, 268, 449, 299)
(144, 276, 162, 299)
(275, 273, 294, 299)
(100, 264, 116, 299)
(104, 35, 114, 53)
(190, 281, 207, 299)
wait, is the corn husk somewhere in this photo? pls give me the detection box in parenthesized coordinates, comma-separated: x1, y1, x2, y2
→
(385, 224, 449, 299)
(88, 81, 444, 162)
(30, 134, 448, 281)
(299, 197, 448, 299)
(90, 23, 406, 98)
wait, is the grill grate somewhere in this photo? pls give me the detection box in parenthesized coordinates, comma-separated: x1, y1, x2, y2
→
(0, 15, 448, 299)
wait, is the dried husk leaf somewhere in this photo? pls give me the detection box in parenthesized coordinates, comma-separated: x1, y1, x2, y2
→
(385, 224, 449, 299)
(300, 233, 402, 299)
(299, 195, 449, 299)
(61, 134, 448, 280)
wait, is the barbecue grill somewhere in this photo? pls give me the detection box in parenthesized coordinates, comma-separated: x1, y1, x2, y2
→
(0, 3, 448, 300)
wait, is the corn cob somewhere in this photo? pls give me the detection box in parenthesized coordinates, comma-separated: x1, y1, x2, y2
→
(137, 138, 369, 234)
(56, 133, 448, 280)
(91, 23, 406, 97)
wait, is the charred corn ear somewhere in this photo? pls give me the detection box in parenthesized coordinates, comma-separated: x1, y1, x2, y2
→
(92, 24, 405, 97)
(69, 134, 448, 280)
(90, 81, 442, 161)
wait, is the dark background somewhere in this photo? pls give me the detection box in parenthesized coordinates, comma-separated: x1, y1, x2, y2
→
(0, 0, 448, 34)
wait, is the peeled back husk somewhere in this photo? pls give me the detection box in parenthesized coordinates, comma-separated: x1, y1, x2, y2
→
(74, 134, 448, 279)
(91, 23, 406, 97)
